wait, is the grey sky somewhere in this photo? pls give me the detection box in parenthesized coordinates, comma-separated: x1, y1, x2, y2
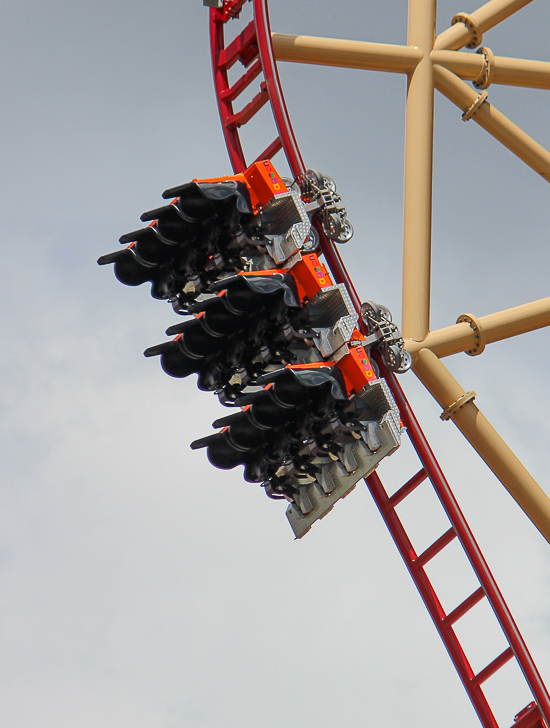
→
(1, 1, 549, 726)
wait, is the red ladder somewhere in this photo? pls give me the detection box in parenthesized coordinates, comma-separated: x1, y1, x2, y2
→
(210, 0, 305, 175)
(367, 367, 550, 728)
(211, 9, 281, 173)
(207, 3, 550, 726)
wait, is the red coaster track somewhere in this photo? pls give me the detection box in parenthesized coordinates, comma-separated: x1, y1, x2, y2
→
(208, 2, 550, 726)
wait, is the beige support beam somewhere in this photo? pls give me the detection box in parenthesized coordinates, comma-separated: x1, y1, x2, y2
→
(433, 64, 550, 182)
(406, 322, 476, 358)
(434, 0, 533, 51)
(271, 33, 422, 74)
(401, 0, 437, 342)
(406, 297, 550, 358)
(431, 50, 550, 89)
(476, 296, 550, 341)
(413, 348, 550, 544)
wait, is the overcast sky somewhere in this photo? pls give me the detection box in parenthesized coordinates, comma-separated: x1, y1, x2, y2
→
(1, 1, 549, 727)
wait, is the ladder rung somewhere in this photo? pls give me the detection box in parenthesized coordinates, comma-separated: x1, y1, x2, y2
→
(512, 702, 544, 728)
(254, 136, 283, 164)
(218, 21, 257, 69)
(442, 587, 486, 627)
(226, 83, 269, 128)
(387, 468, 427, 509)
(415, 527, 457, 568)
(472, 646, 514, 686)
(220, 58, 262, 102)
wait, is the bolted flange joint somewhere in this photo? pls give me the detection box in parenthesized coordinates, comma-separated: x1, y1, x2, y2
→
(451, 12, 483, 49)
(440, 391, 477, 421)
(462, 90, 488, 121)
(473, 46, 495, 90)
(456, 312, 486, 355)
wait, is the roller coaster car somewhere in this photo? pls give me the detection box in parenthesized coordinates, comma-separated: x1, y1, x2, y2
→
(99, 159, 405, 537)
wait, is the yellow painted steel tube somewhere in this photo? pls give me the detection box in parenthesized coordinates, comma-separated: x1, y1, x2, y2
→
(406, 322, 476, 357)
(431, 50, 550, 89)
(434, 0, 533, 51)
(479, 297, 550, 339)
(401, 0, 437, 342)
(433, 65, 550, 183)
(413, 348, 550, 544)
(271, 33, 422, 74)
(406, 297, 550, 358)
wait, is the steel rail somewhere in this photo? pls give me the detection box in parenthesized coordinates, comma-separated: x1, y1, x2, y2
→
(377, 369, 550, 727)
(208, 2, 550, 725)
(210, 10, 248, 173)
(252, 0, 305, 177)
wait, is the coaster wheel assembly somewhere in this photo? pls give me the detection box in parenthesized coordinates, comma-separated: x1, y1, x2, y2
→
(207, 1, 550, 727)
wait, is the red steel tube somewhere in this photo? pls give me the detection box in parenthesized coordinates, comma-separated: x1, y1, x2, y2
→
(210, 9, 248, 173)
(210, 4, 550, 724)
(382, 371, 550, 726)
(253, 0, 306, 177)
(368, 470, 499, 727)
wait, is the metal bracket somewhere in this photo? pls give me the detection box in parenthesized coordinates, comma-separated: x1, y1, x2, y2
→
(456, 312, 486, 355)
(298, 170, 354, 244)
(473, 46, 495, 90)
(451, 12, 483, 49)
(208, 0, 248, 22)
(360, 301, 412, 373)
(462, 90, 488, 121)
(441, 391, 476, 421)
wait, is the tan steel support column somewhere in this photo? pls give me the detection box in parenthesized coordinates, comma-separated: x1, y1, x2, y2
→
(431, 50, 550, 90)
(413, 348, 550, 544)
(433, 65, 550, 182)
(402, 0, 437, 342)
(271, 33, 422, 74)
(406, 297, 550, 358)
(434, 0, 533, 51)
